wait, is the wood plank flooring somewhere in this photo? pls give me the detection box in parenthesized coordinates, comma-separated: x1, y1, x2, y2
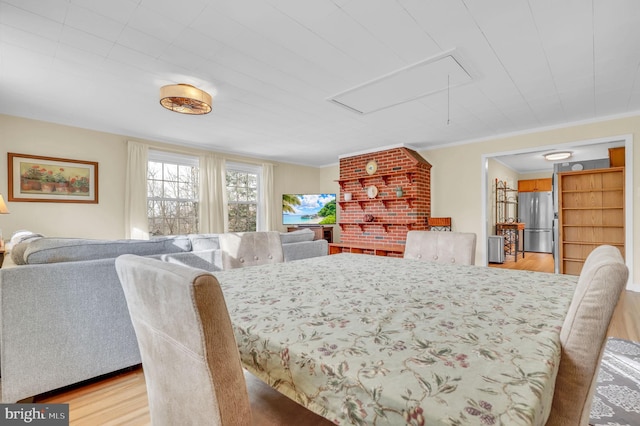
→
(37, 256, 640, 425)
(489, 252, 554, 273)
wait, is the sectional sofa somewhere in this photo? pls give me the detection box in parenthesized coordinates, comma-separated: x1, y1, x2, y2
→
(0, 229, 327, 402)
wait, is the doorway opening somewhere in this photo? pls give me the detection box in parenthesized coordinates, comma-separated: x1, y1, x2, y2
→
(480, 135, 633, 286)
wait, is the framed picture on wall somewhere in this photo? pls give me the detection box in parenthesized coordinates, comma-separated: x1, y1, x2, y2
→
(8, 152, 99, 203)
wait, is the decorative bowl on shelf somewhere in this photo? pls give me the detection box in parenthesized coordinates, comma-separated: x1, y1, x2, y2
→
(363, 214, 374, 222)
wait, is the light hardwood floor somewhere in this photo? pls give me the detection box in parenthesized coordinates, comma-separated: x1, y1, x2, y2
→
(489, 252, 554, 273)
(37, 256, 640, 425)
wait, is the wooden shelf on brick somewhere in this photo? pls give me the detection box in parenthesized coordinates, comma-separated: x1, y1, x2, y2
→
(337, 147, 432, 247)
(338, 221, 423, 232)
(336, 170, 416, 189)
(338, 197, 415, 209)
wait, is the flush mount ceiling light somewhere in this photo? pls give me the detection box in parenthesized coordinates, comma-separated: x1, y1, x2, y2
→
(543, 151, 572, 161)
(159, 84, 212, 115)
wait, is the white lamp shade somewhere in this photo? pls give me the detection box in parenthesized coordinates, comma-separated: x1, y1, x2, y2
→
(0, 194, 9, 214)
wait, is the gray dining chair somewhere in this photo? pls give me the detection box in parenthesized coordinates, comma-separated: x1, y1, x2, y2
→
(547, 245, 628, 426)
(115, 254, 332, 426)
(218, 231, 284, 269)
(403, 230, 476, 265)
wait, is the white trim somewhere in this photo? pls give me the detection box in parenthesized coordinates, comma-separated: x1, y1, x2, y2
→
(480, 134, 636, 291)
(226, 161, 264, 231)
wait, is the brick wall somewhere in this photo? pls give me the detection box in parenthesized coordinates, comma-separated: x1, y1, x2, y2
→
(338, 147, 431, 245)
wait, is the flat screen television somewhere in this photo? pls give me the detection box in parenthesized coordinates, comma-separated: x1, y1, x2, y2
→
(282, 193, 336, 225)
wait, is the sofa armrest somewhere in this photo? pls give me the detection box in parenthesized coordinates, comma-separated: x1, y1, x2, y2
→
(0, 258, 141, 402)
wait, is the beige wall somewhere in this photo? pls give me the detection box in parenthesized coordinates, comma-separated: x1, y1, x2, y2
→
(0, 114, 321, 239)
(416, 115, 639, 290)
(4, 113, 638, 289)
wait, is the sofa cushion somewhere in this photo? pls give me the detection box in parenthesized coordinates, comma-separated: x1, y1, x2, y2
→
(23, 236, 192, 264)
(280, 228, 315, 244)
(188, 234, 220, 251)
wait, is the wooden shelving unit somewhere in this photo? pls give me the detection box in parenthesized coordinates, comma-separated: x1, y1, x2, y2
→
(329, 242, 405, 257)
(337, 169, 424, 236)
(336, 171, 414, 190)
(495, 180, 524, 261)
(558, 167, 625, 275)
(338, 197, 416, 209)
(495, 179, 518, 224)
(338, 221, 422, 232)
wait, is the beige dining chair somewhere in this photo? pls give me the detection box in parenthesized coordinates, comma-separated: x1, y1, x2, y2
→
(218, 231, 284, 269)
(403, 230, 476, 265)
(547, 245, 628, 426)
(115, 254, 332, 426)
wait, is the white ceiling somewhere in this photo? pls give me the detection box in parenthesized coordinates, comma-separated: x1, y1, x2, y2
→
(1, 0, 640, 167)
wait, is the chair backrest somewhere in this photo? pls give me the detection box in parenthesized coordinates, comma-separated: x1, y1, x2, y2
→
(403, 231, 476, 265)
(547, 245, 628, 426)
(115, 254, 252, 426)
(218, 231, 284, 269)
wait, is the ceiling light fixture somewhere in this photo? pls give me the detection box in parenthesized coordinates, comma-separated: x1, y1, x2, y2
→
(543, 151, 572, 161)
(159, 84, 212, 115)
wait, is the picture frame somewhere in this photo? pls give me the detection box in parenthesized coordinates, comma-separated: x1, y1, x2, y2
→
(8, 152, 99, 203)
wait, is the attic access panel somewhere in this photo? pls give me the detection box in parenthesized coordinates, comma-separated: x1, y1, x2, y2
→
(328, 54, 471, 114)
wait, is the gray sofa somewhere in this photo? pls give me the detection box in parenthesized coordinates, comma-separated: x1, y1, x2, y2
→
(0, 229, 327, 402)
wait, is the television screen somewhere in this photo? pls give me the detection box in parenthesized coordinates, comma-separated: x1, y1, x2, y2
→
(282, 193, 336, 225)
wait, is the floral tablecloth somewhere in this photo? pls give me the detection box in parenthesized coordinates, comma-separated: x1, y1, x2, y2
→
(214, 253, 577, 425)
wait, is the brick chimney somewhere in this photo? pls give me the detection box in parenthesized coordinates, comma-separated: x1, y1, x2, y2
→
(338, 147, 431, 246)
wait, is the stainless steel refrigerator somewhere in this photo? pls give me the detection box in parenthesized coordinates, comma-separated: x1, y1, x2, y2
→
(518, 191, 553, 253)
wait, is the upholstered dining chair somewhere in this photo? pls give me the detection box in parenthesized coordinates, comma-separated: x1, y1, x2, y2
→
(218, 231, 284, 269)
(547, 245, 628, 426)
(403, 230, 477, 265)
(115, 254, 332, 426)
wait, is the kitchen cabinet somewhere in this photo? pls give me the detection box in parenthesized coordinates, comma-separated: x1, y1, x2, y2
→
(517, 178, 552, 192)
(609, 147, 625, 167)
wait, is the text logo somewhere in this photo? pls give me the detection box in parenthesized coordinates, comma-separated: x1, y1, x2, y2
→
(0, 404, 68, 425)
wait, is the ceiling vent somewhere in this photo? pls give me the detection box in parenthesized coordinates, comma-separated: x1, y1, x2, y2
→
(327, 51, 471, 115)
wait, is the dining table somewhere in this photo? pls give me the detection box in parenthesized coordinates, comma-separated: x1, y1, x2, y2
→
(213, 253, 577, 426)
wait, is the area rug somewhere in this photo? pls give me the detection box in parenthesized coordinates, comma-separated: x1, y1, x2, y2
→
(589, 337, 640, 425)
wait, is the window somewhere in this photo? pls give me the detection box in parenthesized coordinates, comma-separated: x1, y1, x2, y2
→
(147, 151, 199, 236)
(226, 162, 262, 232)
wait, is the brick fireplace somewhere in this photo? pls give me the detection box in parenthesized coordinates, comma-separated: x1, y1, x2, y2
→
(338, 147, 431, 246)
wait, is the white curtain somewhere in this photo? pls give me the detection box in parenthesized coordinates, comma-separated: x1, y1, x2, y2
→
(125, 141, 149, 239)
(261, 163, 275, 231)
(199, 154, 227, 233)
